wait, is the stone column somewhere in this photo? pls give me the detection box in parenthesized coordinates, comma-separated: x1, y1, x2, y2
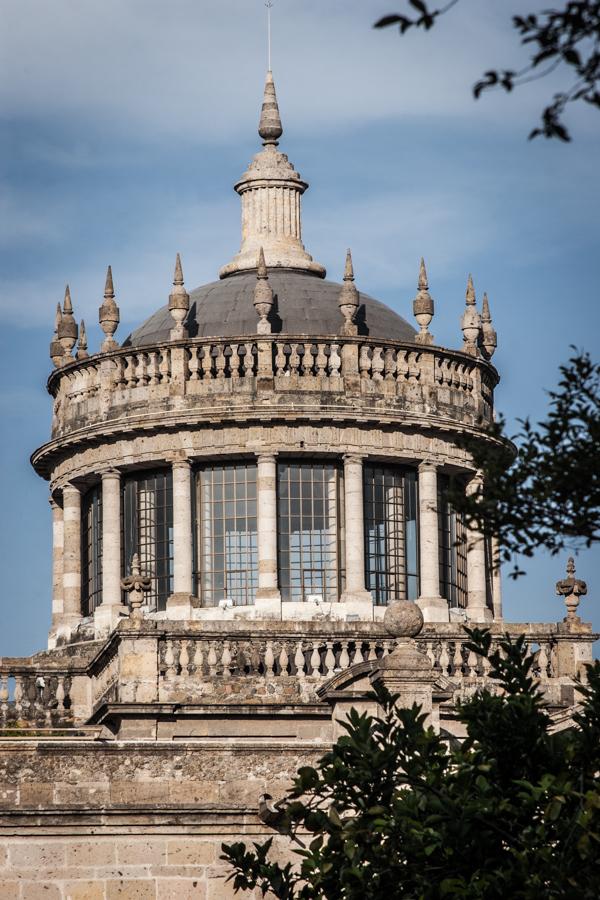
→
(61, 483, 82, 627)
(166, 459, 195, 619)
(94, 470, 128, 637)
(416, 461, 449, 623)
(255, 453, 281, 617)
(465, 474, 492, 623)
(49, 497, 64, 641)
(340, 454, 372, 615)
(491, 534, 503, 619)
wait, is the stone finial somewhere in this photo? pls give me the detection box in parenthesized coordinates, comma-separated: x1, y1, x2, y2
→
(258, 70, 283, 146)
(461, 274, 481, 356)
(99, 265, 120, 352)
(338, 249, 359, 336)
(57, 285, 78, 359)
(168, 253, 190, 340)
(383, 600, 424, 639)
(480, 292, 497, 359)
(49, 302, 64, 367)
(412, 257, 435, 345)
(556, 557, 587, 623)
(121, 553, 152, 622)
(253, 247, 273, 334)
(76, 319, 89, 360)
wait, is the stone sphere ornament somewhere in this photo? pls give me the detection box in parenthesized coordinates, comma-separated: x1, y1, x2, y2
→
(383, 600, 424, 638)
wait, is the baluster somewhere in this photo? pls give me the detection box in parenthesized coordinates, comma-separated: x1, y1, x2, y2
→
(145, 351, 159, 385)
(136, 352, 149, 385)
(125, 354, 137, 387)
(250, 642, 262, 674)
(294, 641, 305, 676)
(206, 642, 217, 676)
(289, 344, 300, 375)
(197, 346, 208, 380)
(407, 352, 421, 381)
(338, 641, 350, 671)
(221, 641, 232, 678)
(537, 644, 549, 681)
(548, 642, 556, 678)
(481, 653, 492, 677)
(55, 676, 65, 712)
(0, 676, 8, 726)
(366, 642, 378, 662)
(188, 348, 200, 381)
(309, 643, 321, 676)
(13, 675, 24, 721)
(371, 347, 384, 381)
(275, 343, 287, 375)
(315, 343, 328, 376)
(194, 642, 205, 676)
(329, 343, 341, 376)
(179, 641, 190, 676)
(324, 642, 336, 677)
(215, 346, 227, 379)
(264, 641, 275, 676)
(467, 647, 479, 676)
(278, 643, 289, 677)
(438, 642, 450, 676)
(159, 349, 171, 383)
(384, 347, 396, 381)
(114, 356, 127, 387)
(359, 345, 371, 378)
(229, 345, 241, 380)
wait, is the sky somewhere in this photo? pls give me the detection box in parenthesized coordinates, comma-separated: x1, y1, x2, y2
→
(1, 0, 599, 656)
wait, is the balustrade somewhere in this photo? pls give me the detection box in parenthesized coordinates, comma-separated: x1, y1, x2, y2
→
(0, 667, 72, 729)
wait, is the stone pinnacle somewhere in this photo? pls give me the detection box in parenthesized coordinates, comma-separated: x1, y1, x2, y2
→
(104, 265, 114, 299)
(466, 273, 476, 305)
(418, 257, 428, 291)
(258, 70, 283, 146)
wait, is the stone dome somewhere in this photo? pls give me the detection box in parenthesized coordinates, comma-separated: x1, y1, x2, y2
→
(125, 269, 416, 347)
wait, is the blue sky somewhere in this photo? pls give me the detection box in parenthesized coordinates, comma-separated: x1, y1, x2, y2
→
(1, 0, 599, 656)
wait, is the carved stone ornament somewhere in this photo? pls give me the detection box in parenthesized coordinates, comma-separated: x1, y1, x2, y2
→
(383, 600, 424, 639)
(555, 557, 587, 622)
(121, 553, 152, 622)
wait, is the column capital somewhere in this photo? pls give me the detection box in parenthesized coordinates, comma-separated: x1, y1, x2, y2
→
(171, 458, 192, 472)
(256, 452, 278, 464)
(62, 481, 81, 497)
(418, 459, 438, 474)
(466, 470, 484, 495)
(100, 467, 121, 480)
(49, 495, 62, 511)
(343, 453, 365, 465)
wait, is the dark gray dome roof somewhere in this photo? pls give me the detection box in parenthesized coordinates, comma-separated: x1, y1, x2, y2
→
(126, 270, 416, 346)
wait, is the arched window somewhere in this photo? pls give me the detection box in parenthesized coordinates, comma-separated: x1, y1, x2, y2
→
(122, 470, 173, 611)
(194, 462, 258, 607)
(438, 476, 468, 608)
(277, 461, 344, 603)
(363, 464, 419, 606)
(81, 484, 102, 616)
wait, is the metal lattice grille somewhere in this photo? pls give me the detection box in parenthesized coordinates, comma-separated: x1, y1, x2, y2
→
(81, 484, 102, 616)
(277, 462, 344, 602)
(122, 470, 173, 612)
(194, 462, 258, 607)
(364, 465, 419, 606)
(438, 477, 468, 609)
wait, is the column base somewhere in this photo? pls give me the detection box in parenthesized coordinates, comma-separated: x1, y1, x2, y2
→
(255, 589, 282, 619)
(94, 603, 129, 639)
(47, 615, 81, 649)
(416, 596, 450, 623)
(166, 592, 199, 620)
(466, 606, 493, 624)
(340, 590, 374, 621)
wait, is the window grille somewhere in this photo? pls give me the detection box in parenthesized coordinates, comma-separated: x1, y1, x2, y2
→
(194, 462, 258, 607)
(438, 476, 468, 608)
(363, 465, 419, 606)
(122, 470, 173, 612)
(277, 461, 344, 602)
(81, 484, 102, 616)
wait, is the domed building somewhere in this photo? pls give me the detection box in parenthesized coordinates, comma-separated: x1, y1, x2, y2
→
(0, 70, 595, 897)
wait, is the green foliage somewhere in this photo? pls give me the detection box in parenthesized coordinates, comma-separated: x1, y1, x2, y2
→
(448, 351, 600, 575)
(374, 2, 600, 141)
(222, 629, 600, 898)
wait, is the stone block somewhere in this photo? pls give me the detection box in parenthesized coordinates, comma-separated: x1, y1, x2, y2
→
(0, 785, 18, 808)
(63, 883, 106, 900)
(105, 882, 157, 900)
(168, 781, 219, 805)
(9, 842, 66, 869)
(110, 781, 169, 805)
(0, 883, 19, 900)
(14, 885, 61, 900)
(117, 839, 167, 867)
(166, 840, 216, 867)
(19, 782, 54, 807)
(156, 880, 206, 900)
(54, 782, 110, 806)
(218, 779, 266, 806)
(66, 839, 116, 867)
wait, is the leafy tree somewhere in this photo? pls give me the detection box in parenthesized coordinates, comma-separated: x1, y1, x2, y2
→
(374, 2, 600, 141)
(449, 350, 600, 575)
(222, 629, 600, 898)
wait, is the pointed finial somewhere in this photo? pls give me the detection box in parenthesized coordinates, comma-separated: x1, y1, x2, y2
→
(338, 249, 359, 336)
(258, 70, 283, 146)
(99, 265, 120, 352)
(461, 274, 481, 356)
(480, 292, 497, 359)
(57, 284, 78, 359)
(168, 253, 190, 340)
(254, 247, 273, 334)
(50, 302, 64, 367)
(413, 257, 435, 345)
(556, 556, 587, 624)
(76, 319, 89, 360)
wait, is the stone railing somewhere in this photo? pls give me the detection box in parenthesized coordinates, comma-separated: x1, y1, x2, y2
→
(0, 619, 594, 730)
(43, 335, 497, 444)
